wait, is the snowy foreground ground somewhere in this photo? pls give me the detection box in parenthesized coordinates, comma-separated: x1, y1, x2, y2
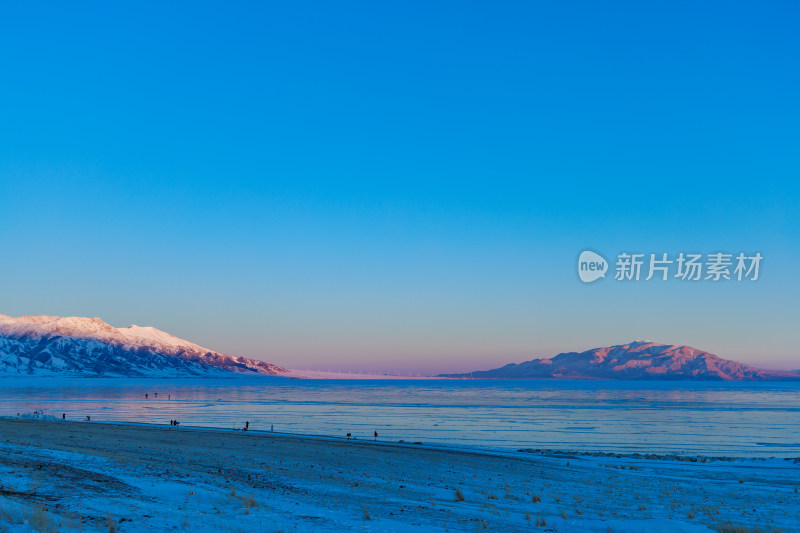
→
(0, 418, 797, 532)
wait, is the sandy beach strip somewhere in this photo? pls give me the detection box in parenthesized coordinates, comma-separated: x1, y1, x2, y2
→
(0, 418, 798, 532)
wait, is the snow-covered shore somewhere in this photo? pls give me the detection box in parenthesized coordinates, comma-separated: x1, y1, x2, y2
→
(0, 418, 797, 532)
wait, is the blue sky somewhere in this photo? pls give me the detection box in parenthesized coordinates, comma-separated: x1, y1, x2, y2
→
(1, 2, 798, 373)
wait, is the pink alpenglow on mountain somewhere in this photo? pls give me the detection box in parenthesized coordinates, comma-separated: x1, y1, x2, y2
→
(0, 314, 286, 377)
(443, 341, 800, 381)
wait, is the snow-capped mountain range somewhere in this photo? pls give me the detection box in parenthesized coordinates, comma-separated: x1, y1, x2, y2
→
(3, 315, 796, 381)
(442, 341, 799, 381)
(0, 314, 286, 377)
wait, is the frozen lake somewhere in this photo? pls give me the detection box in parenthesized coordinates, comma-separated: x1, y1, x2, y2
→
(2, 377, 799, 457)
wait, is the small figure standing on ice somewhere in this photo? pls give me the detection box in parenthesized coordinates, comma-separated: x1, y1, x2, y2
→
(86, 415, 90, 421)
(245, 421, 249, 431)
(374, 431, 378, 441)
(62, 413, 65, 420)
(145, 393, 148, 399)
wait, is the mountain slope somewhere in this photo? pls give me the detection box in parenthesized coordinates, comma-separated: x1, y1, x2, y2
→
(442, 341, 799, 381)
(0, 314, 286, 377)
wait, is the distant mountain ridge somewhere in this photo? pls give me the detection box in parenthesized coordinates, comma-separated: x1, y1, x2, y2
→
(0, 314, 286, 377)
(442, 341, 799, 381)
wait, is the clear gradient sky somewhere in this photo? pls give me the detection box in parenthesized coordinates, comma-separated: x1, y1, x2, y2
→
(1, 2, 798, 373)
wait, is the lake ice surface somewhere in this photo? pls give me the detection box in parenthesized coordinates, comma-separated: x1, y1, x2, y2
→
(2, 377, 799, 457)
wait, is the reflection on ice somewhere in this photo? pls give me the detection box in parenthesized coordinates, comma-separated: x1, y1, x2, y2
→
(1, 376, 799, 457)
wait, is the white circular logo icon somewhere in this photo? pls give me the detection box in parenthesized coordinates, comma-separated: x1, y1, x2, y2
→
(578, 250, 607, 283)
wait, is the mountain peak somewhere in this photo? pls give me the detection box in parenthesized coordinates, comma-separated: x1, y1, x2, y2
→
(0, 314, 286, 377)
(443, 342, 798, 381)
